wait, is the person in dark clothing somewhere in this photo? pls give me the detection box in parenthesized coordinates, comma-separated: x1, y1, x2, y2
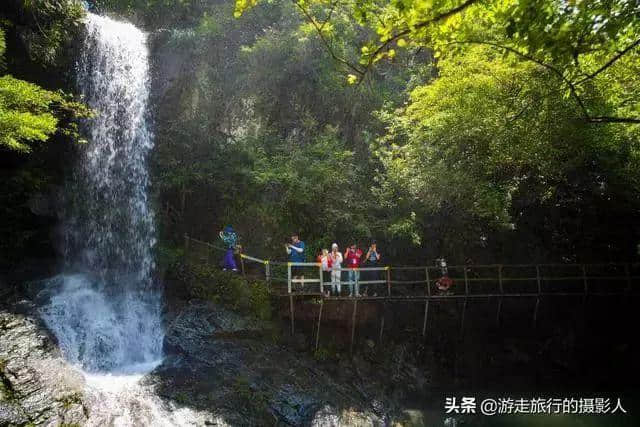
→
(363, 241, 381, 292)
(219, 225, 238, 271)
(286, 233, 306, 290)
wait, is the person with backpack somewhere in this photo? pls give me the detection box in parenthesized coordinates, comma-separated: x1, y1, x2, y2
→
(219, 225, 239, 272)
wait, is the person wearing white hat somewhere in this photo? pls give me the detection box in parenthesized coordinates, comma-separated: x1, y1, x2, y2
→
(329, 243, 343, 296)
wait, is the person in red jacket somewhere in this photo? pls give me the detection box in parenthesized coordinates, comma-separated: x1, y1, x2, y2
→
(344, 243, 363, 297)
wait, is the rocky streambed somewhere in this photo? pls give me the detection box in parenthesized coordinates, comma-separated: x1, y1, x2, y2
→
(0, 296, 429, 426)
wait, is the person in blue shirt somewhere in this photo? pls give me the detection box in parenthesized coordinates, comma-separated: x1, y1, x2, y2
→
(219, 225, 239, 272)
(286, 233, 305, 289)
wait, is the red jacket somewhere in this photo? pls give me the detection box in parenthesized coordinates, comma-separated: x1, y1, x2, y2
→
(317, 255, 332, 270)
(345, 249, 363, 269)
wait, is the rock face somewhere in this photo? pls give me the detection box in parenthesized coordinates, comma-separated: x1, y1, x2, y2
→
(0, 296, 427, 426)
(153, 300, 389, 426)
(0, 302, 88, 426)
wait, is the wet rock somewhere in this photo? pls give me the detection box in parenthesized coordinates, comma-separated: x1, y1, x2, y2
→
(0, 305, 88, 426)
(0, 401, 28, 425)
(310, 405, 384, 426)
(154, 300, 389, 425)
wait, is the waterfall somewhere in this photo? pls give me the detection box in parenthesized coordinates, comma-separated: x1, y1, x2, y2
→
(39, 12, 163, 373)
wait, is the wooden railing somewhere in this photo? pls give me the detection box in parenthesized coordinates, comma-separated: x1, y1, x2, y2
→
(184, 234, 637, 298)
(184, 234, 638, 352)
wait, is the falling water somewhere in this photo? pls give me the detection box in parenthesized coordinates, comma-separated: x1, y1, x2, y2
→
(39, 13, 163, 373)
(33, 13, 219, 425)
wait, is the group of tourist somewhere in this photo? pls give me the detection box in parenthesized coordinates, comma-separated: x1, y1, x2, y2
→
(219, 228, 383, 297)
(287, 234, 382, 297)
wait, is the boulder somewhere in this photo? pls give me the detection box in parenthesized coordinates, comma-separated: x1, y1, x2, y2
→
(0, 303, 88, 426)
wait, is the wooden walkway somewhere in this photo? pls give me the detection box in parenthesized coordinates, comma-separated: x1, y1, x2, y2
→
(184, 234, 638, 353)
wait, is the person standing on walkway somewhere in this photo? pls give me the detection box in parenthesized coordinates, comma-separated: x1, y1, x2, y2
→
(318, 249, 332, 296)
(219, 225, 239, 272)
(344, 243, 363, 297)
(364, 241, 381, 293)
(286, 233, 306, 290)
(329, 243, 343, 296)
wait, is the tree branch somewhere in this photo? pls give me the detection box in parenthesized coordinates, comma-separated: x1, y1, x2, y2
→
(292, 0, 365, 75)
(575, 37, 640, 86)
(586, 116, 640, 124)
(447, 40, 592, 118)
(362, 0, 480, 75)
(447, 40, 640, 125)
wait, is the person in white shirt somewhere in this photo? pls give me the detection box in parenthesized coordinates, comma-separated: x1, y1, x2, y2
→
(329, 243, 343, 296)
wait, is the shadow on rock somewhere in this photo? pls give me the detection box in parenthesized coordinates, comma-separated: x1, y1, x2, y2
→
(150, 300, 390, 425)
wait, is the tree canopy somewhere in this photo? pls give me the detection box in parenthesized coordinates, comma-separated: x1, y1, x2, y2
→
(234, 0, 640, 124)
(1, 0, 639, 272)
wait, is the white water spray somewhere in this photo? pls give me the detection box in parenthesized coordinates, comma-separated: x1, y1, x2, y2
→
(36, 14, 216, 425)
(39, 13, 163, 373)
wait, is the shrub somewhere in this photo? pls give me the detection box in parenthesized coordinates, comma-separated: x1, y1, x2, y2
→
(176, 260, 272, 322)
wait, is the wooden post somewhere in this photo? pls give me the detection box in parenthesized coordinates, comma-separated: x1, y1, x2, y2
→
(379, 302, 386, 344)
(582, 264, 588, 308)
(496, 265, 503, 325)
(386, 267, 391, 297)
(265, 261, 271, 285)
(464, 266, 469, 295)
(625, 263, 632, 292)
(315, 299, 324, 352)
(319, 265, 323, 294)
(461, 266, 469, 336)
(425, 267, 431, 296)
(287, 263, 292, 294)
(240, 254, 246, 276)
(534, 265, 541, 328)
(289, 295, 295, 335)
(460, 299, 467, 336)
(350, 299, 358, 355)
(422, 300, 430, 337)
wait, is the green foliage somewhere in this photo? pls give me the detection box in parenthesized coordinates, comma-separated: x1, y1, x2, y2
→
(0, 29, 6, 72)
(58, 392, 83, 409)
(95, 0, 207, 28)
(182, 262, 272, 321)
(0, 75, 92, 152)
(173, 391, 189, 404)
(376, 46, 639, 260)
(5, 0, 85, 67)
(99, 0, 640, 267)
(235, 0, 640, 123)
(250, 126, 359, 239)
(231, 374, 271, 420)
